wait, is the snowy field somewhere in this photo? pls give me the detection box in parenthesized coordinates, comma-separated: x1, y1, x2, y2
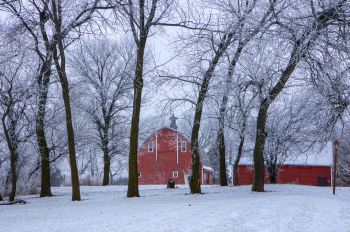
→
(1, 184, 350, 232)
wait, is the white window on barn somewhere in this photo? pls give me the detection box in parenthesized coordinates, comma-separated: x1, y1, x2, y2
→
(173, 171, 178, 178)
(181, 142, 187, 152)
(148, 141, 154, 152)
(138, 171, 141, 178)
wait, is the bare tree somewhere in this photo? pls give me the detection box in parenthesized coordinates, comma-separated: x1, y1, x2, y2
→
(116, 0, 177, 197)
(0, 53, 33, 201)
(71, 39, 133, 186)
(214, 0, 278, 187)
(0, 0, 58, 197)
(43, 0, 112, 201)
(177, 0, 277, 193)
(224, 79, 257, 186)
(263, 92, 328, 183)
(251, 0, 349, 192)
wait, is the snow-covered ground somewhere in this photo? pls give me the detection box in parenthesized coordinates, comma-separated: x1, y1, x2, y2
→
(1, 184, 350, 232)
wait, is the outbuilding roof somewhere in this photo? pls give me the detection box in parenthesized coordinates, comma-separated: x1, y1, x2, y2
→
(239, 142, 333, 167)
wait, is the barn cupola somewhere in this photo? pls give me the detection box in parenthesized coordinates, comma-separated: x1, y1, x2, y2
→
(169, 113, 178, 130)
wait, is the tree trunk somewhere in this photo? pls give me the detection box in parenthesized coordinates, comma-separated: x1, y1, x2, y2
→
(251, 42, 299, 192)
(2, 113, 18, 202)
(190, 78, 209, 194)
(267, 161, 278, 184)
(9, 149, 18, 202)
(53, 41, 81, 201)
(217, 94, 228, 186)
(218, 127, 228, 186)
(127, 38, 147, 198)
(233, 135, 245, 186)
(190, 36, 233, 194)
(251, 104, 268, 192)
(102, 154, 110, 186)
(59, 70, 81, 201)
(217, 43, 245, 187)
(268, 168, 277, 184)
(37, 62, 52, 197)
(101, 129, 110, 186)
(0, 194, 3, 201)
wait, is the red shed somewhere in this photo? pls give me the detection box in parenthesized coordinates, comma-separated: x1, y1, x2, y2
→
(137, 116, 214, 185)
(234, 143, 333, 186)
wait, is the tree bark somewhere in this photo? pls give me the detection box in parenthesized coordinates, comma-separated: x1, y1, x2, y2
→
(217, 93, 229, 186)
(101, 126, 110, 186)
(53, 39, 81, 201)
(268, 166, 277, 184)
(251, 46, 298, 192)
(252, 105, 268, 192)
(217, 42, 246, 187)
(9, 149, 18, 202)
(190, 34, 233, 194)
(127, 38, 146, 198)
(102, 154, 110, 186)
(190, 71, 213, 194)
(37, 61, 53, 197)
(218, 122, 228, 186)
(2, 119, 18, 202)
(233, 135, 245, 186)
(251, 3, 343, 191)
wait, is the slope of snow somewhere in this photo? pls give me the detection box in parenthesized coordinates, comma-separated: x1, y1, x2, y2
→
(1, 184, 349, 232)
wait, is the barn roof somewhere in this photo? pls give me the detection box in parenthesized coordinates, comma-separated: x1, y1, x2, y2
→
(239, 142, 333, 167)
(139, 127, 190, 147)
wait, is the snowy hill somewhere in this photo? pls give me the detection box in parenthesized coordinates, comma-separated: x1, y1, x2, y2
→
(1, 185, 349, 232)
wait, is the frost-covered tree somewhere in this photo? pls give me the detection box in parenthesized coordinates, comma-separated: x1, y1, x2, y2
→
(0, 52, 33, 201)
(114, 0, 179, 197)
(250, 0, 350, 192)
(71, 40, 134, 186)
(0, 0, 58, 197)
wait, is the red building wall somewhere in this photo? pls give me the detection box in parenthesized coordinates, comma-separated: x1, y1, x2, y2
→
(138, 127, 213, 185)
(237, 164, 331, 186)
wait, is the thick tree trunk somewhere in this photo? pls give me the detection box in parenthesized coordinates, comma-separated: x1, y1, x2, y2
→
(217, 43, 245, 187)
(0, 194, 3, 201)
(233, 135, 245, 186)
(190, 36, 233, 194)
(190, 72, 210, 193)
(102, 154, 110, 186)
(251, 41, 299, 192)
(127, 38, 146, 198)
(252, 105, 268, 192)
(53, 41, 81, 201)
(190, 78, 209, 194)
(9, 149, 18, 202)
(59, 73, 81, 201)
(101, 130, 110, 186)
(2, 115, 18, 202)
(37, 62, 52, 197)
(217, 94, 228, 186)
(60, 73, 81, 201)
(218, 128, 228, 186)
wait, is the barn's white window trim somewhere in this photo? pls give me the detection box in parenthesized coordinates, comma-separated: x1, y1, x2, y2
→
(181, 142, 187, 152)
(148, 141, 154, 152)
(173, 171, 178, 178)
(138, 171, 141, 178)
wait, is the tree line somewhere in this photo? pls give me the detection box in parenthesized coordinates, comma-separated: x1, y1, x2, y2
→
(0, 0, 349, 202)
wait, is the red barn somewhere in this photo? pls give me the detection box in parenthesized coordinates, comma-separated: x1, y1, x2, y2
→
(137, 116, 214, 185)
(235, 143, 333, 186)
